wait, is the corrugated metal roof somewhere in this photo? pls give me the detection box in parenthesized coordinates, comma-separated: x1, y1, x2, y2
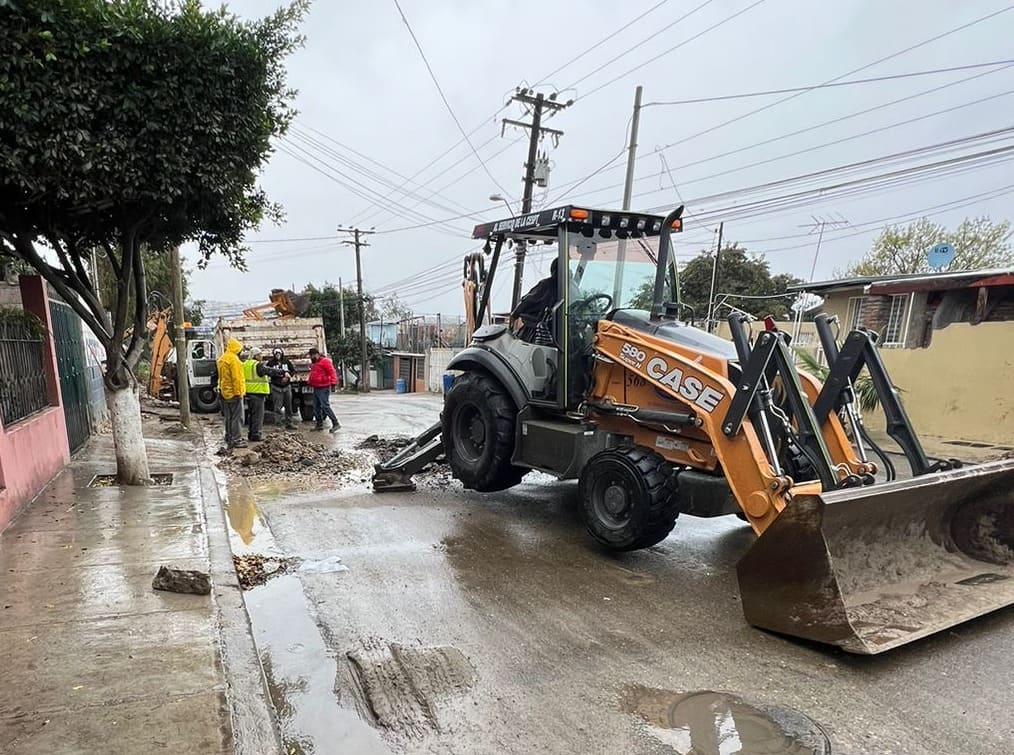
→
(787, 267, 1014, 293)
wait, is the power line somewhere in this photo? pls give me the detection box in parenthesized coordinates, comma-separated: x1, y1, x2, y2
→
(580, 0, 769, 100)
(391, 0, 512, 199)
(548, 5, 1014, 197)
(643, 5, 1014, 160)
(566, 0, 720, 91)
(643, 59, 1014, 106)
(566, 71, 1014, 206)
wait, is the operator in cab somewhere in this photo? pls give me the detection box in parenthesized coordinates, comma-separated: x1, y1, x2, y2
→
(511, 258, 581, 343)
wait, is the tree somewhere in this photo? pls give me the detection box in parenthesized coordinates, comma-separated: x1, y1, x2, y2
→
(837, 216, 1013, 277)
(98, 246, 204, 326)
(302, 282, 376, 354)
(631, 246, 802, 320)
(379, 293, 414, 322)
(0, 1, 306, 483)
(330, 332, 381, 391)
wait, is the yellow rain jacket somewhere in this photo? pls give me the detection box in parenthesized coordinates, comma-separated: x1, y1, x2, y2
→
(217, 338, 246, 400)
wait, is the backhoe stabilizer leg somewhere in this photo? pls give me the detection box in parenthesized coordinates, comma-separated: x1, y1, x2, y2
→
(371, 422, 444, 493)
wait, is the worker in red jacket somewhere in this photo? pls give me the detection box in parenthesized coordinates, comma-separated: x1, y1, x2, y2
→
(307, 347, 341, 432)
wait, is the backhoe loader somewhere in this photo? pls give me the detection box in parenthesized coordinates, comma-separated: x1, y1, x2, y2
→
(373, 204, 1014, 654)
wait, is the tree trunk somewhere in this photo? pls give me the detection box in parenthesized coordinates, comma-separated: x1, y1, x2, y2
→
(106, 376, 150, 484)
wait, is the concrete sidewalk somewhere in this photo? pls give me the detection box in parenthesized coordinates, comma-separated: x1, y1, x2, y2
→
(0, 419, 276, 754)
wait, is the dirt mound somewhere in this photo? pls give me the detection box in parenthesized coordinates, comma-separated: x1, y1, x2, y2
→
(357, 434, 414, 455)
(219, 433, 372, 480)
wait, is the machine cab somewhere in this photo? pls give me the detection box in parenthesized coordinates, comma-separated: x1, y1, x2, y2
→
(470, 205, 690, 410)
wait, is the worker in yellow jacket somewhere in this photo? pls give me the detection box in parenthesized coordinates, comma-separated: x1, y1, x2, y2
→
(217, 337, 247, 448)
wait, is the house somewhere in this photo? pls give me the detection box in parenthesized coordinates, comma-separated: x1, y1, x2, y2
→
(0, 277, 73, 530)
(789, 268, 1014, 445)
(790, 268, 1014, 349)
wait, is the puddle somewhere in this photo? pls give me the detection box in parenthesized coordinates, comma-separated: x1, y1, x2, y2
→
(623, 686, 830, 755)
(247, 575, 390, 754)
(225, 478, 282, 556)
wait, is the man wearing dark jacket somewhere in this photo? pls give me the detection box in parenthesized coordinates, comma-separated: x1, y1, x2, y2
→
(307, 347, 340, 433)
(266, 348, 297, 429)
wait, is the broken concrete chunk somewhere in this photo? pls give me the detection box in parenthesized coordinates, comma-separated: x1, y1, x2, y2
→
(152, 565, 211, 595)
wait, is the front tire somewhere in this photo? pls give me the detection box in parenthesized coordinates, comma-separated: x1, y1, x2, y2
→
(579, 447, 680, 551)
(442, 372, 525, 492)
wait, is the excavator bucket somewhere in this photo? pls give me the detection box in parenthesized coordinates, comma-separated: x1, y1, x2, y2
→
(738, 459, 1014, 654)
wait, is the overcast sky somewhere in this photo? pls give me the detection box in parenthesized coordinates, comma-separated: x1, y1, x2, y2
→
(188, 0, 1014, 319)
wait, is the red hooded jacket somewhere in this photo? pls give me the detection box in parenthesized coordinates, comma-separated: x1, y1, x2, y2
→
(308, 355, 338, 388)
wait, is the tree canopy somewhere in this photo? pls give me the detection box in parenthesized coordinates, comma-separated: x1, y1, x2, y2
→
(837, 216, 1013, 277)
(632, 246, 802, 321)
(0, 0, 306, 481)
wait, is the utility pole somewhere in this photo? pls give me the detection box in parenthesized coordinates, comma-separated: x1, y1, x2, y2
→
(339, 227, 374, 392)
(338, 276, 345, 386)
(705, 222, 724, 333)
(503, 87, 572, 308)
(169, 246, 190, 428)
(614, 85, 643, 302)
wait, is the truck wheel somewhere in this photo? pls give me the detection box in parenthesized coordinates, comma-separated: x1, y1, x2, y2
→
(579, 447, 680, 551)
(191, 387, 219, 414)
(442, 372, 526, 492)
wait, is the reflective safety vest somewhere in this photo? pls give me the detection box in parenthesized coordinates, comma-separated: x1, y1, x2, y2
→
(243, 359, 270, 394)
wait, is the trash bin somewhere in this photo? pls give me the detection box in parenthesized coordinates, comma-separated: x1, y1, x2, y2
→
(396, 378, 407, 394)
(442, 373, 455, 393)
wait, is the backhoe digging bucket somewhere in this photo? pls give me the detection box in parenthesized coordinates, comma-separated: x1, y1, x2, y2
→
(738, 459, 1014, 654)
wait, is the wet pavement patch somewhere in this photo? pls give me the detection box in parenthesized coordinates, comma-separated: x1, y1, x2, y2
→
(346, 640, 477, 739)
(622, 686, 830, 754)
(233, 554, 299, 589)
(88, 472, 174, 487)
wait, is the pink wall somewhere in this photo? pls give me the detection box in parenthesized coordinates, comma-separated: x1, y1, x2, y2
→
(0, 277, 70, 531)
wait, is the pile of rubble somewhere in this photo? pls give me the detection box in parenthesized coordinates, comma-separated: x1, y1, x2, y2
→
(218, 433, 372, 481)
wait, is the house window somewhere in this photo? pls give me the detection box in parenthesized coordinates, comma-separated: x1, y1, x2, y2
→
(845, 296, 866, 330)
(882, 294, 910, 347)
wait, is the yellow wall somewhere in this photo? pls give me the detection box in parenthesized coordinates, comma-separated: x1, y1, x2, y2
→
(864, 321, 1014, 444)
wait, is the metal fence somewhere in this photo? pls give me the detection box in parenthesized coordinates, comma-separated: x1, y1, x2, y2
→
(0, 318, 50, 426)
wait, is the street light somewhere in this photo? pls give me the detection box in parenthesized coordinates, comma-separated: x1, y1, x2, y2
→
(489, 193, 515, 217)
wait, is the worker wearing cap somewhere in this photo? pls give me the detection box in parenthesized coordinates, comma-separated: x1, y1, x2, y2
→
(243, 347, 285, 442)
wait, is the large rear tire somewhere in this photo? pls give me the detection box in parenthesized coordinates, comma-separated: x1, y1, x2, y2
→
(442, 372, 526, 492)
(579, 447, 680, 551)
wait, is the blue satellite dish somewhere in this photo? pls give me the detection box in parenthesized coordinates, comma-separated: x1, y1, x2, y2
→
(927, 242, 956, 270)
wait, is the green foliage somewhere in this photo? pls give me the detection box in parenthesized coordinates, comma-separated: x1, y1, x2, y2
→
(0, 0, 307, 263)
(631, 246, 802, 320)
(302, 282, 376, 355)
(838, 216, 1013, 277)
(379, 293, 414, 322)
(0, 306, 45, 338)
(794, 347, 884, 413)
(329, 332, 381, 390)
(0, 0, 307, 388)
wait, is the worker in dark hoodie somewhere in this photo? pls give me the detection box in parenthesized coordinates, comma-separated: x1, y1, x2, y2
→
(265, 347, 298, 430)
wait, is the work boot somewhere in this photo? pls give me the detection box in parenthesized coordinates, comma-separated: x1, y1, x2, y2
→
(231, 440, 248, 449)
(311, 425, 324, 432)
(249, 435, 263, 442)
(329, 421, 340, 434)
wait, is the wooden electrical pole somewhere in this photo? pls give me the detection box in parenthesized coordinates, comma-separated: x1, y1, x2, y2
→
(706, 222, 724, 333)
(339, 227, 374, 392)
(169, 245, 190, 427)
(503, 87, 572, 309)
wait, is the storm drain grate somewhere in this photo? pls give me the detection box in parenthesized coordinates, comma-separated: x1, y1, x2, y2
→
(89, 473, 174, 487)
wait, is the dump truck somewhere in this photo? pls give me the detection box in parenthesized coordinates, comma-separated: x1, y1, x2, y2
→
(155, 290, 328, 418)
(373, 204, 1014, 654)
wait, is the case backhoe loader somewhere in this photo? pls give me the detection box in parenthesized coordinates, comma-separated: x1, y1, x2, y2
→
(373, 204, 1014, 654)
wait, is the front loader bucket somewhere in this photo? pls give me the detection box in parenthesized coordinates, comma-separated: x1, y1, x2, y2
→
(737, 459, 1014, 654)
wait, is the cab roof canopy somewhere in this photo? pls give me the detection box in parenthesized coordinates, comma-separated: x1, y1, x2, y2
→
(471, 205, 676, 242)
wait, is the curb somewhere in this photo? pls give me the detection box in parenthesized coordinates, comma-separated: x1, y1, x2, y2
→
(200, 461, 282, 754)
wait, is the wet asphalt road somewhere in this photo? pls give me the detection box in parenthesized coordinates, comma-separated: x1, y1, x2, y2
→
(229, 392, 1014, 755)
